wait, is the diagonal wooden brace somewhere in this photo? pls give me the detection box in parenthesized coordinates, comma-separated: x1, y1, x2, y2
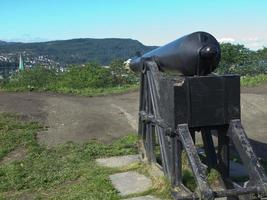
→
(177, 124, 214, 200)
(228, 119, 267, 196)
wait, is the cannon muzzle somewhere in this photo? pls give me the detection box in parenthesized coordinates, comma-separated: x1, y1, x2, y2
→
(129, 31, 221, 76)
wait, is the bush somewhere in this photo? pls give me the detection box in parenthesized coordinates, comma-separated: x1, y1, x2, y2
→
(58, 61, 138, 89)
(5, 66, 59, 90)
(0, 61, 139, 94)
(215, 43, 267, 76)
(59, 63, 112, 89)
(109, 59, 138, 86)
(216, 62, 267, 76)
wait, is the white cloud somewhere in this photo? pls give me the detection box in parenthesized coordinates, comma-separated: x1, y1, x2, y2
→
(219, 37, 267, 50)
(218, 37, 236, 43)
(240, 38, 267, 50)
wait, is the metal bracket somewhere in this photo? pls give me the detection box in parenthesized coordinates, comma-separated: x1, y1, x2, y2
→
(139, 111, 177, 137)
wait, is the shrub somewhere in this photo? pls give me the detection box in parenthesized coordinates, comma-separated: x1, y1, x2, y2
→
(59, 63, 112, 89)
(109, 59, 138, 86)
(0, 61, 139, 93)
(5, 66, 59, 90)
(216, 62, 267, 76)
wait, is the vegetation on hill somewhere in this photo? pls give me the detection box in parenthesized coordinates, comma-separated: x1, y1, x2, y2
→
(217, 43, 267, 86)
(0, 60, 139, 96)
(0, 41, 7, 45)
(218, 43, 267, 75)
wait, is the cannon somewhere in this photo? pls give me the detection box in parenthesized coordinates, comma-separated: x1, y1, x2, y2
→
(129, 32, 267, 200)
(129, 31, 220, 76)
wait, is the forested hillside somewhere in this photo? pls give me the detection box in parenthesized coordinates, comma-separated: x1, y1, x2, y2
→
(0, 38, 157, 66)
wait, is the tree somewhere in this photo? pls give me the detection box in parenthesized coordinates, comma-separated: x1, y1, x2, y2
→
(256, 47, 267, 61)
(220, 43, 253, 66)
(217, 43, 255, 74)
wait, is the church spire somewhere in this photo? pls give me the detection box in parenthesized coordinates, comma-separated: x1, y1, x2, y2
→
(19, 54, 24, 71)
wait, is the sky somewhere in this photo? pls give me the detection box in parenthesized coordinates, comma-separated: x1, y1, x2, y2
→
(0, 0, 267, 50)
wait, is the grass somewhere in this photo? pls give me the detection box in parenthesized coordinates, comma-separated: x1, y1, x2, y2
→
(0, 113, 42, 161)
(0, 113, 139, 199)
(134, 163, 172, 199)
(51, 84, 139, 96)
(2, 73, 267, 97)
(0, 84, 139, 97)
(241, 74, 267, 87)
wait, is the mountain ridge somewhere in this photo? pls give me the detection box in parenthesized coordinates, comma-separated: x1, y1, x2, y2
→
(0, 38, 157, 66)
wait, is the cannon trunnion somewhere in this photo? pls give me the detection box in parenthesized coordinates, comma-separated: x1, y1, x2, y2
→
(131, 32, 267, 200)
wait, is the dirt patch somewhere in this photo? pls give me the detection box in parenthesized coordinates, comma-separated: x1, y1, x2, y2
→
(240, 83, 267, 159)
(0, 91, 138, 146)
(0, 147, 27, 165)
(2, 190, 36, 200)
(37, 93, 138, 146)
(241, 82, 267, 94)
(0, 91, 49, 123)
(61, 179, 81, 187)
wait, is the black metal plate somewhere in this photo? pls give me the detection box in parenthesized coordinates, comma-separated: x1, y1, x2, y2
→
(174, 75, 240, 127)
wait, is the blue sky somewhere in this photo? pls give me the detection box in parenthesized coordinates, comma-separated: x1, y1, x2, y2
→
(0, 0, 267, 49)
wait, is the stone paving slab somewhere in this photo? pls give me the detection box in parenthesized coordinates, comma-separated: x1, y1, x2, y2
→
(109, 171, 152, 196)
(125, 195, 161, 200)
(96, 154, 140, 168)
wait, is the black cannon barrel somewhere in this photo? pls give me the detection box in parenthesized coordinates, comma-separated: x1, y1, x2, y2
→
(129, 31, 221, 76)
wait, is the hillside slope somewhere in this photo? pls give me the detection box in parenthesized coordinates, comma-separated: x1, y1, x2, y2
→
(0, 38, 157, 66)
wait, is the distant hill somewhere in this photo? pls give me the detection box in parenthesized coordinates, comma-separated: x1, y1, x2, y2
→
(0, 38, 157, 66)
(0, 40, 8, 45)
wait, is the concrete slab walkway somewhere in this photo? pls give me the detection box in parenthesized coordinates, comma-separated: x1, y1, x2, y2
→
(96, 155, 162, 200)
(125, 195, 162, 200)
(109, 171, 152, 196)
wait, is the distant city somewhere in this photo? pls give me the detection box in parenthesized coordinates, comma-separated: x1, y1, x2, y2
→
(0, 53, 60, 68)
(0, 53, 62, 78)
